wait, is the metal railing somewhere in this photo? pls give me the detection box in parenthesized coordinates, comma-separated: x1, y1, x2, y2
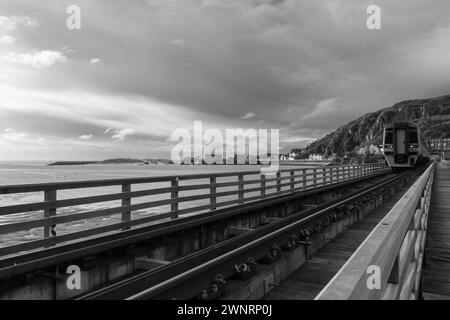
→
(0, 163, 387, 257)
(316, 162, 434, 300)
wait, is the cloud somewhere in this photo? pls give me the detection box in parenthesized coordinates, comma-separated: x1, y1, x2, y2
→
(2, 0, 450, 159)
(79, 134, 93, 140)
(0, 128, 27, 141)
(169, 38, 186, 47)
(104, 127, 113, 134)
(241, 112, 256, 119)
(90, 58, 101, 64)
(111, 128, 136, 141)
(0, 15, 38, 30)
(0, 35, 15, 45)
(4, 50, 68, 69)
(303, 98, 342, 121)
(295, 97, 357, 132)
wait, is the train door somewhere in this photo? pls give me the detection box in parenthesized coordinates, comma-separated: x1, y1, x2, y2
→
(396, 129, 406, 154)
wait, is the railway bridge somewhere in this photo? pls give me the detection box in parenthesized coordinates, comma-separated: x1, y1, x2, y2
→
(0, 161, 448, 300)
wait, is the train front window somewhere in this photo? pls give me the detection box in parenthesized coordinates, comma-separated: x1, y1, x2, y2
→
(385, 130, 393, 144)
(409, 130, 418, 144)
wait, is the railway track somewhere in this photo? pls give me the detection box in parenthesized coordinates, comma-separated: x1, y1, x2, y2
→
(77, 167, 426, 300)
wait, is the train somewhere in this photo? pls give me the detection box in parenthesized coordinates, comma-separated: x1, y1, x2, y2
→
(381, 121, 429, 169)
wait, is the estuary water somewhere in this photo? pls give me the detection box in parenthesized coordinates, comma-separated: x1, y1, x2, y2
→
(0, 161, 304, 248)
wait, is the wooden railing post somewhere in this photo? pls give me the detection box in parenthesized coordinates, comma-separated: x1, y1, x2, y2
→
(302, 169, 307, 190)
(261, 174, 266, 198)
(238, 174, 244, 203)
(323, 168, 326, 185)
(388, 256, 400, 284)
(313, 168, 317, 186)
(276, 171, 281, 192)
(121, 184, 131, 230)
(290, 171, 295, 191)
(44, 190, 57, 244)
(171, 178, 179, 219)
(210, 177, 217, 210)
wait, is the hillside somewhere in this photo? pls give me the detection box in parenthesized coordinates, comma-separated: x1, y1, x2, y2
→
(301, 94, 450, 157)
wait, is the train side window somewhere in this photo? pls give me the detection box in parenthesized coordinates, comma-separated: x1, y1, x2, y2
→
(409, 131, 418, 143)
(385, 131, 393, 144)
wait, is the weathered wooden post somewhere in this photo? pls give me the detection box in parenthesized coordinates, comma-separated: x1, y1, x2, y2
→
(210, 176, 217, 210)
(302, 169, 307, 190)
(276, 171, 281, 192)
(261, 174, 266, 198)
(121, 184, 131, 230)
(330, 167, 333, 183)
(44, 190, 57, 245)
(290, 170, 295, 191)
(171, 177, 179, 219)
(238, 174, 244, 204)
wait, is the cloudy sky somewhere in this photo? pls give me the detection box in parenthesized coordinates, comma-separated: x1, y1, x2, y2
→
(0, 0, 449, 160)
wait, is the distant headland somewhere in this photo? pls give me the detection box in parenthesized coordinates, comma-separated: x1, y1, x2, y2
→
(48, 158, 174, 166)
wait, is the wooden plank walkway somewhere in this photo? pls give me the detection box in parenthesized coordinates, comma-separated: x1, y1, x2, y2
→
(264, 191, 407, 300)
(422, 162, 450, 299)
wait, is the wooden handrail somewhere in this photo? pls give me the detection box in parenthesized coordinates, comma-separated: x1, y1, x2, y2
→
(316, 162, 435, 300)
(0, 163, 388, 257)
(0, 163, 382, 194)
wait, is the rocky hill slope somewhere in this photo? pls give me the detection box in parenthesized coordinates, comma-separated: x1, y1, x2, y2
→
(301, 95, 450, 157)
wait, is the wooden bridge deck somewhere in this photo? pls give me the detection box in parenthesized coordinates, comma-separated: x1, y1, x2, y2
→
(264, 190, 406, 300)
(422, 162, 450, 300)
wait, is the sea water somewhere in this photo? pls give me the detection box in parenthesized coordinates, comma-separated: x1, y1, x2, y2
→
(0, 161, 281, 247)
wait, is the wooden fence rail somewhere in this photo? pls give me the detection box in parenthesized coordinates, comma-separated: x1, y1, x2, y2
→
(0, 163, 387, 257)
(316, 162, 435, 300)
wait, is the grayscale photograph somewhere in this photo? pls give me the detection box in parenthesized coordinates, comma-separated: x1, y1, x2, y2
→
(0, 0, 449, 310)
